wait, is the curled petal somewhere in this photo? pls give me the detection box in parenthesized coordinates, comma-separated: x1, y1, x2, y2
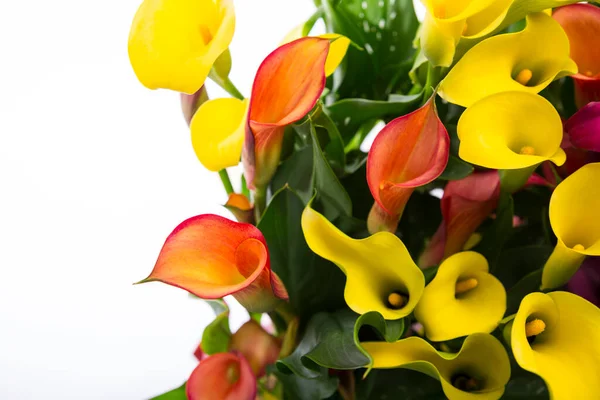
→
(187, 352, 256, 400)
(301, 206, 425, 320)
(415, 252, 506, 341)
(181, 86, 209, 126)
(367, 96, 449, 221)
(191, 98, 249, 171)
(243, 37, 329, 189)
(230, 320, 281, 377)
(139, 214, 288, 313)
(565, 102, 600, 152)
(440, 13, 577, 107)
(511, 292, 600, 399)
(225, 193, 254, 224)
(457, 92, 565, 169)
(128, 0, 235, 94)
(362, 333, 510, 400)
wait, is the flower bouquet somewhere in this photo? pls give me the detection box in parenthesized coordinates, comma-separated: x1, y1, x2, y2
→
(128, 0, 600, 399)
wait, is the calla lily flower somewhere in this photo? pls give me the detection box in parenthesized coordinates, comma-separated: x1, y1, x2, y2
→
(510, 292, 600, 399)
(137, 214, 288, 312)
(128, 0, 235, 94)
(182, 86, 209, 126)
(367, 96, 449, 233)
(439, 13, 577, 107)
(224, 193, 254, 224)
(230, 320, 281, 377)
(420, 0, 514, 67)
(301, 206, 425, 320)
(553, 4, 600, 108)
(415, 252, 506, 342)
(565, 102, 600, 152)
(243, 37, 331, 190)
(457, 92, 565, 192)
(281, 31, 351, 78)
(187, 352, 256, 400)
(542, 163, 600, 289)
(190, 98, 249, 172)
(362, 333, 510, 400)
(420, 171, 500, 268)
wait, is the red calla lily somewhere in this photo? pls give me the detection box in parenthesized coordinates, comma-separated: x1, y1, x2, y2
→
(187, 352, 256, 400)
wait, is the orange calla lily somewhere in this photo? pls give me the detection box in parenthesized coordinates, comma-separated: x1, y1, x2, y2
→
(187, 352, 256, 400)
(553, 4, 600, 107)
(420, 171, 500, 268)
(243, 37, 330, 190)
(367, 96, 450, 233)
(137, 214, 288, 313)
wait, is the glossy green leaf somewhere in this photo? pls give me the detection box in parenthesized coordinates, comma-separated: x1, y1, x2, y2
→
(273, 369, 338, 400)
(474, 192, 514, 271)
(151, 383, 187, 400)
(326, 93, 422, 143)
(494, 245, 553, 289)
(271, 147, 313, 204)
(314, 108, 346, 174)
(506, 269, 543, 316)
(200, 301, 231, 355)
(356, 369, 445, 400)
(438, 155, 474, 180)
(258, 187, 346, 318)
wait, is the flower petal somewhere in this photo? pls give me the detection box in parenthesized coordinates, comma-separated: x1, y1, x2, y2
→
(139, 214, 287, 312)
(415, 252, 507, 341)
(457, 92, 565, 169)
(243, 37, 329, 189)
(301, 206, 425, 320)
(511, 292, 600, 399)
(362, 333, 510, 400)
(320, 34, 351, 77)
(565, 102, 600, 152)
(128, 0, 235, 94)
(230, 320, 281, 377)
(440, 13, 577, 107)
(187, 352, 256, 400)
(191, 98, 249, 172)
(367, 96, 449, 219)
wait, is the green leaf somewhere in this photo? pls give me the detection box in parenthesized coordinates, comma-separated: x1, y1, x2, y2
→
(494, 246, 553, 289)
(273, 369, 338, 400)
(150, 383, 187, 400)
(503, 366, 549, 399)
(322, 0, 420, 99)
(397, 191, 442, 257)
(200, 302, 231, 355)
(438, 155, 473, 180)
(314, 108, 346, 174)
(356, 369, 445, 400)
(326, 94, 422, 144)
(258, 187, 346, 318)
(305, 121, 353, 220)
(271, 147, 314, 204)
(474, 192, 514, 271)
(506, 269, 543, 316)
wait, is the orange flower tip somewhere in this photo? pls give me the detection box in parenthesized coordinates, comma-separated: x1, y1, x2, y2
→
(452, 374, 481, 392)
(573, 244, 586, 252)
(461, 23, 468, 36)
(455, 278, 479, 295)
(519, 146, 536, 156)
(387, 292, 408, 309)
(434, 4, 446, 18)
(514, 69, 534, 86)
(133, 276, 155, 285)
(525, 318, 546, 337)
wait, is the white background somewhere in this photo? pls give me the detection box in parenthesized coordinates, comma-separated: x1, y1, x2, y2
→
(0, 1, 423, 398)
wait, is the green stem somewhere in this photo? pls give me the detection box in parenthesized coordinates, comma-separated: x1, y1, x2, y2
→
(499, 164, 538, 194)
(218, 169, 234, 195)
(423, 64, 439, 101)
(541, 242, 586, 290)
(221, 77, 244, 100)
(241, 174, 250, 198)
(253, 186, 268, 222)
(303, 7, 324, 36)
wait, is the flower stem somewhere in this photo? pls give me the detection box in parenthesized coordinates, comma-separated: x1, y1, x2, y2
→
(218, 169, 234, 195)
(499, 164, 537, 194)
(221, 77, 244, 100)
(253, 186, 268, 222)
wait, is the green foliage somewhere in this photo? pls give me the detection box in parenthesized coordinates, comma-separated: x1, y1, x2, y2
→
(200, 300, 231, 355)
(150, 383, 187, 400)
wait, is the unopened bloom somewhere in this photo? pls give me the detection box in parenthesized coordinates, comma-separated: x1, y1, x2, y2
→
(510, 292, 600, 399)
(415, 252, 506, 341)
(187, 352, 256, 400)
(419, 171, 500, 268)
(367, 96, 449, 233)
(230, 320, 281, 377)
(301, 206, 425, 320)
(137, 214, 288, 312)
(542, 163, 600, 289)
(553, 4, 600, 107)
(224, 193, 254, 224)
(565, 102, 600, 152)
(128, 0, 235, 94)
(243, 37, 331, 190)
(439, 13, 576, 108)
(362, 333, 510, 399)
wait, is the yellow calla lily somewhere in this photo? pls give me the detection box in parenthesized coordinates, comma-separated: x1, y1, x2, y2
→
(542, 163, 600, 289)
(414, 252, 506, 342)
(280, 32, 350, 78)
(457, 92, 566, 170)
(362, 333, 511, 400)
(128, 0, 235, 94)
(301, 206, 425, 320)
(440, 13, 577, 107)
(420, 0, 514, 67)
(190, 98, 249, 172)
(511, 292, 600, 399)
